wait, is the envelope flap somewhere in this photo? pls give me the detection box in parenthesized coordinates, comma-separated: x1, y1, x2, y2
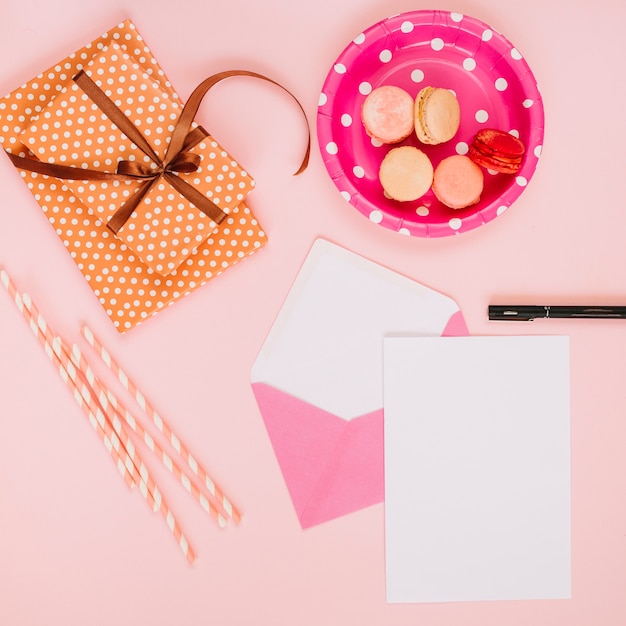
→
(251, 239, 465, 419)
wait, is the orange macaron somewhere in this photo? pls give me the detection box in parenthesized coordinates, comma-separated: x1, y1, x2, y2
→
(361, 85, 415, 144)
(379, 146, 434, 202)
(432, 155, 484, 209)
(414, 87, 461, 145)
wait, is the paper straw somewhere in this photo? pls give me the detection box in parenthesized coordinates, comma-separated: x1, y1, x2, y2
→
(61, 343, 198, 563)
(0, 268, 134, 489)
(20, 292, 158, 511)
(21, 290, 146, 495)
(81, 324, 241, 523)
(48, 335, 159, 511)
(69, 342, 227, 528)
(0, 269, 196, 564)
(47, 341, 198, 565)
(45, 337, 197, 564)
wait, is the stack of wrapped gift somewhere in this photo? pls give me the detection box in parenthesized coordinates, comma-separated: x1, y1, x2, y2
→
(0, 20, 273, 332)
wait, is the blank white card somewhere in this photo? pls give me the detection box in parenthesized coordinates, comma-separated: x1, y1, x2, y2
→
(383, 335, 571, 603)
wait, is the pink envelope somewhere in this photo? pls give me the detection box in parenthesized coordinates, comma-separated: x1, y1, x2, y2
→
(250, 239, 468, 528)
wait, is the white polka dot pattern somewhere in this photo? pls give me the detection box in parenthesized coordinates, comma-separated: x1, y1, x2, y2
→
(19, 41, 255, 275)
(0, 20, 267, 332)
(316, 10, 544, 238)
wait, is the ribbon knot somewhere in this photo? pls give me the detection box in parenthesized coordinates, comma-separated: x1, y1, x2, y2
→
(71, 70, 229, 234)
(116, 152, 202, 179)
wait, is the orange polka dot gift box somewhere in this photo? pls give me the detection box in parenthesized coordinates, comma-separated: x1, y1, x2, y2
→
(0, 20, 306, 332)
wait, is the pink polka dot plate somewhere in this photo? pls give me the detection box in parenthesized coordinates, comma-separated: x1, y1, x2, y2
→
(317, 10, 544, 237)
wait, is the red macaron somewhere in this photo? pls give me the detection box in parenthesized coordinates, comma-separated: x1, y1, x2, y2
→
(468, 128, 526, 175)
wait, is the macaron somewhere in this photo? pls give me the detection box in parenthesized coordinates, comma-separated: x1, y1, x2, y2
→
(414, 87, 461, 145)
(361, 85, 415, 144)
(379, 146, 434, 202)
(468, 128, 526, 174)
(432, 155, 484, 210)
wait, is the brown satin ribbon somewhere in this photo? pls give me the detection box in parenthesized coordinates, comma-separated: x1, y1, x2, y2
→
(8, 69, 310, 234)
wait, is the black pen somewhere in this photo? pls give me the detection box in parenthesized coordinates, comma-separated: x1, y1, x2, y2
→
(488, 305, 626, 321)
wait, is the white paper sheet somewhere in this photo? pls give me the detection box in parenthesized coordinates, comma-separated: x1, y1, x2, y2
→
(383, 335, 571, 603)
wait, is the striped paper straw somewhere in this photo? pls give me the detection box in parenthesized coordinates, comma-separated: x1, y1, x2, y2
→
(46, 336, 197, 564)
(0, 269, 134, 489)
(62, 343, 198, 563)
(48, 341, 197, 565)
(69, 342, 227, 528)
(48, 335, 160, 513)
(0, 269, 196, 564)
(20, 293, 160, 512)
(21, 289, 147, 497)
(81, 325, 241, 523)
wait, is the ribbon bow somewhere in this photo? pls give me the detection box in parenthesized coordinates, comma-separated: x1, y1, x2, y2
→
(8, 69, 310, 234)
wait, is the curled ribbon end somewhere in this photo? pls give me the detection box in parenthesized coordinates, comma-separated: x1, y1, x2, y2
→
(292, 143, 311, 176)
(293, 164, 307, 176)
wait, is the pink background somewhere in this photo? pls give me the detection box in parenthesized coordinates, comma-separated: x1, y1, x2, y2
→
(1, 1, 625, 624)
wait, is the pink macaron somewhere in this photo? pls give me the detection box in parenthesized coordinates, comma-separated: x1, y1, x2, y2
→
(361, 85, 415, 144)
(432, 155, 484, 209)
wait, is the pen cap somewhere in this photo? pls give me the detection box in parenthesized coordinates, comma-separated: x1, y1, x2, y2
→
(488, 305, 544, 321)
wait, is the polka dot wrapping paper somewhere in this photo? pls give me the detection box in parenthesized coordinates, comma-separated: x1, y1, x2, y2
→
(317, 10, 544, 237)
(20, 42, 256, 275)
(0, 20, 267, 332)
